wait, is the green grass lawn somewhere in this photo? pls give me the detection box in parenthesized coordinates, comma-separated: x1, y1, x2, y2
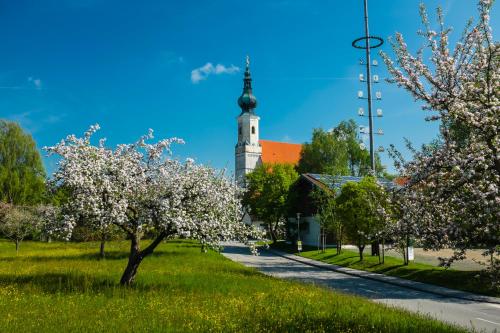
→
(272, 242, 498, 297)
(0, 240, 467, 332)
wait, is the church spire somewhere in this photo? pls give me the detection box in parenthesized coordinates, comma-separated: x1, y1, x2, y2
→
(238, 55, 258, 113)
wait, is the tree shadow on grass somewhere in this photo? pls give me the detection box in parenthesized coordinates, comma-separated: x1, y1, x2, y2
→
(0, 266, 263, 295)
(0, 250, 189, 263)
(0, 270, 199, 294)
(333, 257, 361, 267)
(0, 272, 123, 294)
(321, 253, 342, 260)
(375, 264, 406, 274)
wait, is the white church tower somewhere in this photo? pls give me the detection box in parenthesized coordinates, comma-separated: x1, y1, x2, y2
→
(235, 56, 261, 186)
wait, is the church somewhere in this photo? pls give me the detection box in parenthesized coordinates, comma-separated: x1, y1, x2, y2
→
(234, 57, 302, 185)
(233, 57, 401, 247)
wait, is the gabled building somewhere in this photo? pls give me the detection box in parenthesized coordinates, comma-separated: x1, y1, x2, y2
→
(289, 174, 398, 246)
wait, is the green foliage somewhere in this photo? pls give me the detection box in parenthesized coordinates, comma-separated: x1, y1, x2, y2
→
(297, 127, 348, 175)
(0, 120, 46, 205)
(297, 119, 385, 176)
(244, 163, 299, 242)
(310, 187, 342, 252)
(336, 177, 388, 260)
(0, 240, 466, 332)
(48, 184, 71, 207)
(310, 187, 336, 228)
(71, 223, 125, 242)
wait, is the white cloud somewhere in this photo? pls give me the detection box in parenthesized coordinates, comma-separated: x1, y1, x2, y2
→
(28, 77, 42, 89)
(191, 62, 240, 84)
(215, 64, 239, 74)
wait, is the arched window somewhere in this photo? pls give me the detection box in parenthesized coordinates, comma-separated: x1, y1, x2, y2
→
(251, 126, 255, 134)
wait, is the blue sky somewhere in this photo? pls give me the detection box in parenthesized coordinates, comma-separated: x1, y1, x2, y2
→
(1, 0, 498, 175)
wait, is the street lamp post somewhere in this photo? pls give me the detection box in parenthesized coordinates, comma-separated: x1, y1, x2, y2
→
(296, 212, 302, 253)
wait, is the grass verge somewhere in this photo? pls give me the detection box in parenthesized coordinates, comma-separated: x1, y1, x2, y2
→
(271, 241, 498, 297)
(0, 239, 467, 332)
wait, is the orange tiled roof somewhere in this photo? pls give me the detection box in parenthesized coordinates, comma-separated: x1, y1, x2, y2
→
(259, 140, 302, 165)
(393, 177, 409, 186)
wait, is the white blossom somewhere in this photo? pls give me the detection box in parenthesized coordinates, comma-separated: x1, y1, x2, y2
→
(382, 0, 499, 269)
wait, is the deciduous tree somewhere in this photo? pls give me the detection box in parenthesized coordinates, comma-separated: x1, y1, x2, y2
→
(0, 203, 40, 253)
(244, 163, 299, 244)
(382, 0, 499, 269)
(310, 187, 340, 253)
(336, 177, 388, 261)
(297, 120, 385, 176)
(45, 125, 256, 285)
(0, 120, 46, 205)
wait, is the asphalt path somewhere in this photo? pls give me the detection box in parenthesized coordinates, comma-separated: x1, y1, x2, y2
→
(222, 242, 500, 333)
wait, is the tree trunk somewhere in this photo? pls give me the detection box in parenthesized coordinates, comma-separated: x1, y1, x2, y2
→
(322, 230, 326, 253)
(377, 239, 381, 264)
(404, 234, 410, 266)
(371, 240, 380, 256)
(337, 228, 342, 254)
(402, 244, 408, 266)
(335, 233, 339, 255)
(99, 239, 106, 259)
(358, 245, 365, 261)
(120, 235, 141, 285)
(269, 221, 278, 244)
(381, 239, 385, 264)
(119, 231, 168, 285)
(15, 239, 19, 254)
(120, 254, 143, 285)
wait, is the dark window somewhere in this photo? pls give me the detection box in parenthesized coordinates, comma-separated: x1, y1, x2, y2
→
(239, 126, 242, 135)
(251, 126, 255, 134)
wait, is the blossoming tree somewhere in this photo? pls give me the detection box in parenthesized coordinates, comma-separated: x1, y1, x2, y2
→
(382, 0, 499, 267)
(0, 203, 40, 253)
(45, 125, 257, 285)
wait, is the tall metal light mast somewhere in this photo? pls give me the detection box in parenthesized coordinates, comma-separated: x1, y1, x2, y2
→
(352, 0, 384, 174)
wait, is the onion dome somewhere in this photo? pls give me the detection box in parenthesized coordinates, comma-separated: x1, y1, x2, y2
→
(237, 56, 258, 113)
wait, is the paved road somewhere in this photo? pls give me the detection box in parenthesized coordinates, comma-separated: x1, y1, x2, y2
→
(222, 243, 500, 333)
